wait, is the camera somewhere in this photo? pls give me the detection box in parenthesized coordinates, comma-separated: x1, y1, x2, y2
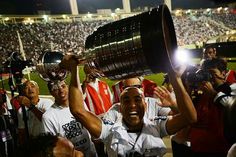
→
(186, 69, 212, 84)
(9, 52, 33, 74)
(11, 53, 33, 69)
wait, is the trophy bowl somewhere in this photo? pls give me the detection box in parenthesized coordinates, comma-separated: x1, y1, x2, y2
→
(36, 51, 68, 82)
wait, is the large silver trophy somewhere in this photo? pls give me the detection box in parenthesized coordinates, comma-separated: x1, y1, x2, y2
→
(37, 4, 177, 81)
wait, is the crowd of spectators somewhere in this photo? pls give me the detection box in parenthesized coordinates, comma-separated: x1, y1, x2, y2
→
(0, 12, 235, 65)
(210, 12, 236, 30)
(173, 14, 231, 46)
(0, 20, 110, 65)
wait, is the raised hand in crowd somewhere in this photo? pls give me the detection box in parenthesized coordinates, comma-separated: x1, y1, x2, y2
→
(153, 86, 178, 113)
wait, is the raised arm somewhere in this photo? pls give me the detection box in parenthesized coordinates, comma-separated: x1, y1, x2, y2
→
(18, 96, 44, 121)
(165, 66, 197, 135)
(59, 55, 102, 138)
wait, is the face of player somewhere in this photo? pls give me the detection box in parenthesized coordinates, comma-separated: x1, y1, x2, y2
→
(50, 81, 69, 105)
(120, 87, 146, 131)
(53, 137, 83, 157)
(23, 81, 39, 99)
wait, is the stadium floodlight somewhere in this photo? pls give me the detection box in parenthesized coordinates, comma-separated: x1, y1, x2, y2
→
(23, 18, 34, 25)
(115, 8, 121, 14)
(87, 12, 92, 18)
(43, 15, 48, 22)
(217, 7, 222, 12)
(206, 8, 211, 12)
(62, 15, 67, 19)
(4, 17, 9, 21)
(111, 13, 116, 18)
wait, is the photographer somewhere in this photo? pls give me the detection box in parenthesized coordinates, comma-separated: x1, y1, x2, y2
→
(200, 44, 217, 65)
(189, 58, 235, 157)
(200, 45, 236, 85)
(0, 89, 17, 157)
(17, 80, 53, 145)
(8, 52, 33, 96)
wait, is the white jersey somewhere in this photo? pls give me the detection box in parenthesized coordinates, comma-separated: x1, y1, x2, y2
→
(214, 83, 236, 106)
(17, 98, 53, 137)
(6, 94, 12, 110)
(100, 116, 168, 157)
(2, 94, 12, 115)
(42, 104, 97, 157)
(102, 97, 171, 124)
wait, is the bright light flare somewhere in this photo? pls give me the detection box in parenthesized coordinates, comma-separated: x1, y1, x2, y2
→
(23, 18, 34, 25)
(43, 15, 48, 22)
(111, 13, 116, 17)
(175, 48, 192, 65)
(87, 12, 92, 18)
(217, 7, 222, 12)
(4, 17, 9, 21)
(62, 15, 67, 19)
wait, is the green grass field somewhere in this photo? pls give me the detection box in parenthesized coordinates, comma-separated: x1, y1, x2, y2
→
(1, 62, 236, 95)
(1, 66, 165, 95)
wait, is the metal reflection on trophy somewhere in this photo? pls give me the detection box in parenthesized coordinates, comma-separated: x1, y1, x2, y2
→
(36, 51, 68, 81)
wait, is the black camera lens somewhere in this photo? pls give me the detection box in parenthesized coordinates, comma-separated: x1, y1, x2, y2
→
(187, 70, 212, 84)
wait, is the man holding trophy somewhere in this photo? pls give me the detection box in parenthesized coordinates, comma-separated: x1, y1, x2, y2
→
(58, 51, 197, 157)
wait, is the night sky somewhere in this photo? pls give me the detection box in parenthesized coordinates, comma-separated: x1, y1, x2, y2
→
(77, 0, 216, 13)
(0, 0, 233, 15)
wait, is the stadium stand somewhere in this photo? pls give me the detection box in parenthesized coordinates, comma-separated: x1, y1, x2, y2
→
(0, 8, 235, 65)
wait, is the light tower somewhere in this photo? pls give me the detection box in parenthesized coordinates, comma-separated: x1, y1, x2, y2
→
(69, 0, 79, 15)
(122, 0, 131, 13)
(164, 0, 172, 11)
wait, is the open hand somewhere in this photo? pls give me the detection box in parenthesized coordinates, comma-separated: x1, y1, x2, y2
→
(153, 86, 177, 108)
